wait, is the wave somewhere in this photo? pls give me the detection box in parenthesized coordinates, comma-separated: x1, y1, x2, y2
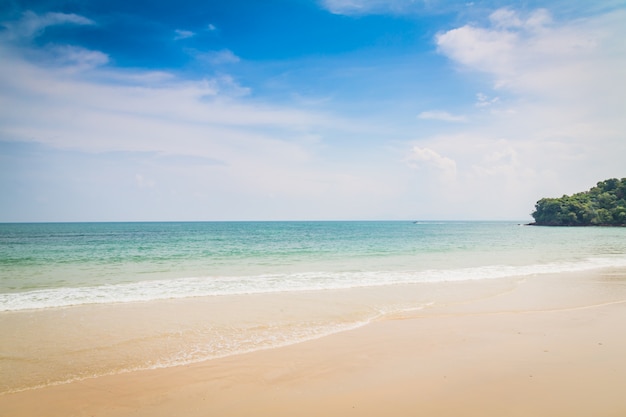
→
(3, 256, 626, 312)
(0, 316, 378, 396)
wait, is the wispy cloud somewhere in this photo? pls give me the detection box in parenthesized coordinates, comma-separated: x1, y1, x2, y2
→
(1, 4, 624, 221)
(475, 93, 499, 107)
(407, 146, 457, 181)
(0, 43, 362, 188)
(320, 0, 417, 15)
(418, 7, 626, 215)
(197, 49, 241, 65)
(174, 29, 195, 40)
(318, 0, 475, 16)
(0, 53, 328, 155)
(0, 31, 394, 220)
(417, 110, 467, 123)
(1, 11, 94, 41)
(436, 7, 626, 103)
(48, 45, 109, 71)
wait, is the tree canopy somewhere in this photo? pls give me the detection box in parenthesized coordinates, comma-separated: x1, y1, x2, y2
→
(531, 178, 626, 226)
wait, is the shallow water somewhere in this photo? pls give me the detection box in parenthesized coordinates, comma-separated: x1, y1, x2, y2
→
(2, 221, 626, 309)
(1, 221, 626, 393)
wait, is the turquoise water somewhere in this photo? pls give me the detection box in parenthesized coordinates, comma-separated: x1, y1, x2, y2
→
(2, 221, 626, 394)
(2, 221, 626, 310)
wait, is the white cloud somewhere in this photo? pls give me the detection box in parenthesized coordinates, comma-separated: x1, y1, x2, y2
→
(1, 11, 94, 40)
(1, 6, 624, 222)
(99, 70, 176, 85)
(48, 45, 109, 71)
(436, 7, 626, 103)
(320, 0, 425, 15)
(0, 54, 329, 155)
(402, 133, 562, 219)
(174, 29, 195, 40)
(197, 49, 241, 65)
(407, 146, 457, 181)
(0, 37, 414, 220)
(321, 0, 379, 15)
(0, 43, 383, 216)
(488, 8, 524, 28)
(436, 23, 518, 84)
(417, 110, 467, 123)
(488, 7, 552, 30)
(432, 7, 626, 202)
(475, 93, 499, 107)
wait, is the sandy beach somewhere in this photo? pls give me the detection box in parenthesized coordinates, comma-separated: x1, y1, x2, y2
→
(2, 268, 626, 417)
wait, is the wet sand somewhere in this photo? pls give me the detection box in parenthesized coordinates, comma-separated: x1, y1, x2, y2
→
(2, 269, 626, 417)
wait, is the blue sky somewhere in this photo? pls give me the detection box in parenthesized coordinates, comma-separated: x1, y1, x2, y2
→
(1, 0, 625, 221)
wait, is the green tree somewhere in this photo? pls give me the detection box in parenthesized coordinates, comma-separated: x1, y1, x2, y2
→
(531, 178, 626, 226)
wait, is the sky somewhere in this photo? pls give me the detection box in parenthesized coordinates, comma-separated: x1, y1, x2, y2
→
(0, 0, 624, 222)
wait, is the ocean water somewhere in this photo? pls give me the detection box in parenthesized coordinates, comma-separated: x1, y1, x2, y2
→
(1, 221, 626, 393)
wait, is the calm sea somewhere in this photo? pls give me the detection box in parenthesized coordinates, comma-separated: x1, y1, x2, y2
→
(1, 221, 626, 311)
(1, 221, 626, 393)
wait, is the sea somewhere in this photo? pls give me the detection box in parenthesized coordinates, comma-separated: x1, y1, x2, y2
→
(1, 221, 626, 393)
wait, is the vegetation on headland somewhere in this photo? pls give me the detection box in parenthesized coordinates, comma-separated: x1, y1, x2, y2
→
(530, 178, 626, 226)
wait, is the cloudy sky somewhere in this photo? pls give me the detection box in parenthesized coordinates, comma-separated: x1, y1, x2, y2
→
(1, 0, 624, 222)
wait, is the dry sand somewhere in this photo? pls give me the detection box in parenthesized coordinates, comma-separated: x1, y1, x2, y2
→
(2, 269, 626, 417)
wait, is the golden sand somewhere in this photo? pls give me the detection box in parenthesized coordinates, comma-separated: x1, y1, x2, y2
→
(2, 269, 626, 417)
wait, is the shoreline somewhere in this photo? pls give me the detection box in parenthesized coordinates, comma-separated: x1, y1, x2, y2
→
(2, 268, 626, 416)
(0, 276, 522, 395)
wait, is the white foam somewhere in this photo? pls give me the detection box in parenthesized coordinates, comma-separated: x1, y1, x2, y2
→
(2, 256, 626, 312)
(0, 314, 380, 395)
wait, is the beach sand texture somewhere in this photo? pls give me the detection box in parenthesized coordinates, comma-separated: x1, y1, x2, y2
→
(2, 269, 626, 417)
